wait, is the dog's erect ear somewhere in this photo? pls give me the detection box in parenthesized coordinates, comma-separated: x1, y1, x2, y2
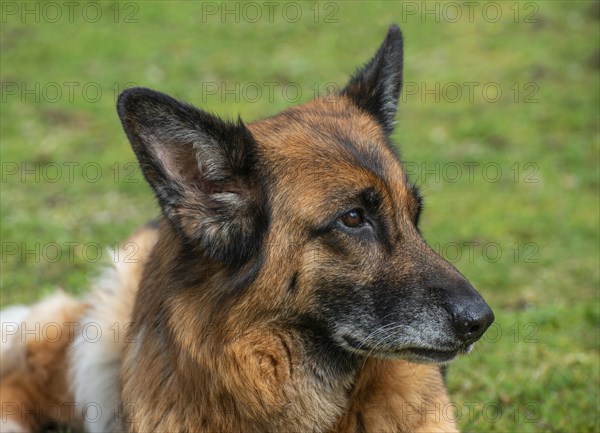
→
(341, 24, 403, 135)
(117, 88, 266, 267)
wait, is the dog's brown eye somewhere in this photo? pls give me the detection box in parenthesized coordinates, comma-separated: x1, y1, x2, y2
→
(340, 209, 365, 228)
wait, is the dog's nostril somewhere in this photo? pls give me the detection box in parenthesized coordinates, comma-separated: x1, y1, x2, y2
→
(457, 319, 481, 339)
(454, 306, 494, 342)
(466, 322, 481, 335)
(458, 320, 483, 341)
(465, 323, 486, 340)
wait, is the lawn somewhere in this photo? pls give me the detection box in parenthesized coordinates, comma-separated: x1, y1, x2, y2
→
(1, 1, 598, 432)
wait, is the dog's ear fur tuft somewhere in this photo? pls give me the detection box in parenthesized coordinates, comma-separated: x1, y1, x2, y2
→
(341, 24, 403, 135)
(117, 87, 266, 267)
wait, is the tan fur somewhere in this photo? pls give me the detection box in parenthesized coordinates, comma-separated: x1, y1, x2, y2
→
(0, 54, 475, 433)
(1, 96, 458, 432)
(0, 293, 85, 432)
(0, 101, 458, 433)
(331, 360, 457, 432)
(0, 226, 158, 433)
(116, 96, 458, 432)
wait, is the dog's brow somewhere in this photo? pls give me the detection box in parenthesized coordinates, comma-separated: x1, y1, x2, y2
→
(334, 136, 387, 179)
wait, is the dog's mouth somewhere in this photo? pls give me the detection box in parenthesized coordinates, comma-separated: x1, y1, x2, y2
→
(342, 335, 471, 363)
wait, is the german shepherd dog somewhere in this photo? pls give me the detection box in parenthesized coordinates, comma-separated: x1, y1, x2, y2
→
(0, 25, 494, 433)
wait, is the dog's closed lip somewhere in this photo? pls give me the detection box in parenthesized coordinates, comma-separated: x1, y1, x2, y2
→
(402, 347, 462, 363)
(342, 335, 464, 363)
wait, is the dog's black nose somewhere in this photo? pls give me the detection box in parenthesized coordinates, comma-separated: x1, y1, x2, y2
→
(445, 281, 494, 343)
(437, 278, 495, 343)
(451, 301, 495, 342)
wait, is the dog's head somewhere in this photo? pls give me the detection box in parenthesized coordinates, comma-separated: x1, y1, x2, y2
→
(117, 24, 493, 364)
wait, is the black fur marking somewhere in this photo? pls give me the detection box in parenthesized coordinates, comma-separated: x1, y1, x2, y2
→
(361, 188, 394, 253)
(440, 364, 448, 383)
(294, 314, 360, 380)
(359, 187, 383, 216)
(224, 249, 267, 299)
(410, 182, 424, 228)
(356, 411, 366, 433)
(341, 24, 404, 135)
(288, 271, 299, 294)
(167, 204, 269, 299)
(315, 276, 369, 322)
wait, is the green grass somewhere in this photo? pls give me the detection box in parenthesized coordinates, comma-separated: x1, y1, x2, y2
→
(1, 1, 598, 432)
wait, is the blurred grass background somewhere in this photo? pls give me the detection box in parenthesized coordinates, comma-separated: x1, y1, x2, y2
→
(1, 1, 598, 432)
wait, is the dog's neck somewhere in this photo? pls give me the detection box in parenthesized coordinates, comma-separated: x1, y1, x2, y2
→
(119, 224, 363, 433)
